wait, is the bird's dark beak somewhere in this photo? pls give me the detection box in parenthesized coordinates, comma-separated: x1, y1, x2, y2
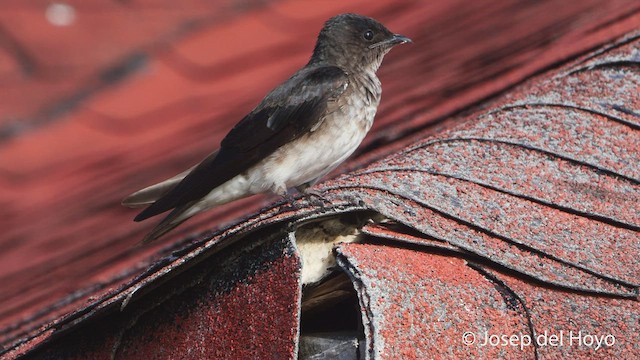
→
(390, 34, 412, 45)
(369, 34, 412, 49)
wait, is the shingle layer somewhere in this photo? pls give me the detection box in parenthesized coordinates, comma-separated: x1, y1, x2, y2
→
(1, 1, 639, 358)
(328, 32, 640, 358)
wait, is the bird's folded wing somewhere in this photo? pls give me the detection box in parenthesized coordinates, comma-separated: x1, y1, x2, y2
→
(133, 65, 349, 221)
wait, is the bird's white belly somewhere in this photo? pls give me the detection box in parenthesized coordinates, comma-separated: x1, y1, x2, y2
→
(188, 118, 369, 215)
(196, 72, 381, 207)
(248, 107, 374, 194)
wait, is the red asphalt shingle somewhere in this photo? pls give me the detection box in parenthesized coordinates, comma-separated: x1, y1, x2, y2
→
(335, 243, 533, 359)
(324, 31, 640, 357)
(0, 0, 257, 129)
(1, 0, 639, 358)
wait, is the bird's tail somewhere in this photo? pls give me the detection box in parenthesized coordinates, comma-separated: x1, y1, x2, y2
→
(139, 186, 242, 243)
(123, 159, 250, 242)
(121, 167, 194, 208)
(121, 168, 195, 242)
(140, 202, 196, 243)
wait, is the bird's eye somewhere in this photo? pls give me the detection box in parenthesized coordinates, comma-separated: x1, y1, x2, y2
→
(363, 30, 374, 41)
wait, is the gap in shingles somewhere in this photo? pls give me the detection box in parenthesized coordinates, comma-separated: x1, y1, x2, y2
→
(296, 212, 378, 359)
(295, 212, 380, 355)
(299, 271, 363, 360)
(299, 271, 363, 359)
(300, 271, 361, 334)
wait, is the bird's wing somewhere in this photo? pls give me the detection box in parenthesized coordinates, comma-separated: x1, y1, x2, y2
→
(133, 65, 349, 222)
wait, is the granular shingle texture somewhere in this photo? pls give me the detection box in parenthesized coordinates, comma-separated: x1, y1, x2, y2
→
(1, 1, 639, 359)
(336, 243, 533, 359)
(324, 31, 640, 358)
(10, 230, 303, 359)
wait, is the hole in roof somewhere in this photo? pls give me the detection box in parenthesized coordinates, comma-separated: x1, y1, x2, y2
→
(299, 272, 364, 358)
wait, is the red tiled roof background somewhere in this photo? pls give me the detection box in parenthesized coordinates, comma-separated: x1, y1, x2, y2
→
(1, 0, 639, 358)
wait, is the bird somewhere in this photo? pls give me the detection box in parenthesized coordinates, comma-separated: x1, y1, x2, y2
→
(122, 13, 411, 243)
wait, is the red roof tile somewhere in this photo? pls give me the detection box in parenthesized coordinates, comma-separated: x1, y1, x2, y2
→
(324, 30, 640, 357)
(336, 241, 638, 358)
(0, 0, 255, 129)
(484, 268, 639, 358)
(335, 243, 534, 359)
(13, 231, 302, 359)
(1, 0, 639, 358)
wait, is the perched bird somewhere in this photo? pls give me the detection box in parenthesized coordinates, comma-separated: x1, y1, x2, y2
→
(122, 13, 411, 242)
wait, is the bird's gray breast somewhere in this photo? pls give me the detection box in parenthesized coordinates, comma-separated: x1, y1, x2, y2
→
(248, 72, 381, 193)
(347, 71, 382, 130)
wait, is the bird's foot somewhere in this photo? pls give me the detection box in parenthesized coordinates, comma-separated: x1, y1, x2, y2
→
(280, 192, 300, 212)
(302, 188, 332, 210)
(276, 185, 331, 211)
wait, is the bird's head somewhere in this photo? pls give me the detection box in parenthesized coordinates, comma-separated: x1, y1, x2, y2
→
(310, 13, 411, 73)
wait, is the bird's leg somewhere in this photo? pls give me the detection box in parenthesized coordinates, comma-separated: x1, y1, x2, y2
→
(294, 182, 311, 194)
(296, 183, 331, 209)
(283, 192, 299, 210)
(273, 183, 300, 210)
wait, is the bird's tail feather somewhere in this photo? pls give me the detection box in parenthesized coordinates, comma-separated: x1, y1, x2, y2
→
(140, 202, 196, 243)
(122, 167, 194, 208)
